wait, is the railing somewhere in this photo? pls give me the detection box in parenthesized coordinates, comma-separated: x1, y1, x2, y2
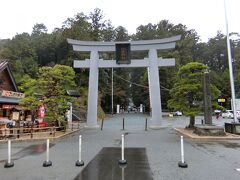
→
(69, 122, 81, 131)
(0, 122, 81, 140)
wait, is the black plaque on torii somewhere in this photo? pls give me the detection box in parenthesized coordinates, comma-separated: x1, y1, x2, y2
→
(115, 43, 131, 64)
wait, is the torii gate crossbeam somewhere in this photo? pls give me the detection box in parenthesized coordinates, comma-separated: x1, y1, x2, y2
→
(68, 35, 181, 129)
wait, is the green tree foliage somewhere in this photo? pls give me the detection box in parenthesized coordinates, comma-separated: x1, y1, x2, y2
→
(195, 32, 237, 102)
(32, 23, 48, 35)
(20, 65, 77, 125)
(129, 68, 149, 109)
(12, 57, 39, 84)
(1, 8, 238, 114)
(115, 26, 129, 41)
(204, 32, 228, 71)
(231, 39, 240, 98)
(102, 20, 115, 41)
(168, 62, 220, 128)
(99, 26, 131, 112)
(131, 20, 200, 110)
(62, 13, 92, 40)
(1, 33, 36, 60)
(89, 8, 106, 41)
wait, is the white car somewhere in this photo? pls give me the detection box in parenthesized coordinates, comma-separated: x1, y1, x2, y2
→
(222, 110, 233, 118)
(174, 111, 183, 116)
(237, 110, 240, 120)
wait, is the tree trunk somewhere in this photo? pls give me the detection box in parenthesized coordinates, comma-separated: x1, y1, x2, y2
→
(188, 116, 195, 128)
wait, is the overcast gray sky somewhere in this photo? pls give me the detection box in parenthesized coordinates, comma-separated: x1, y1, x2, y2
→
(0, 0, 239, 42)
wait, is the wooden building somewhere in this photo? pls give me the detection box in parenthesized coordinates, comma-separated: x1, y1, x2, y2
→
(0, 59, 24, 120)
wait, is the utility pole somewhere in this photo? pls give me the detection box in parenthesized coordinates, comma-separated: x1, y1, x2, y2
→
(111, 68, 114, 116)
(224, 0, 238, 123)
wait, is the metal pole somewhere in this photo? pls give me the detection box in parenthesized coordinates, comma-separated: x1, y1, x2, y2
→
(4, 140, 14, 168)
(43, 139, 52, 167)
(46, 139, 49, 162)
(17, 129, 20, 139)
(79, 135, 82, 161)
(112, 68, 114, 116)
(121, 166, 125, 180)
(76, 135, 84, 166)
(101, 118, 104, 131)
(145, 118, 148, 131)
(118, 134, 127, 165)
(178, 136, 188, 168)
(121, 134, 124, 160)
(122, 118, 125, 130)
(224, 0, 238, 123)
(8, 140, 11, 164)
(180, 136, 184, 163)
(147, 67, 152, 112)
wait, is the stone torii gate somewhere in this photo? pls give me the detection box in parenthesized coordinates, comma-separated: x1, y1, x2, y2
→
(68, 35, 181, 129)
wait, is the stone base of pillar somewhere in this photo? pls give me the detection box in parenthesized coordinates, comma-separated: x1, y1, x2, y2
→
(84, 125, 100, 129)
(148, 117, 164, 129)
(148, 125, 165, 130)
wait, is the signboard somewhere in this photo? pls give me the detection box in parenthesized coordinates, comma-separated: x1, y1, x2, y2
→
(1, 90, 25, 98)
(12, 112, 20, 120)
(2, 105, 22, 109)
(218, 99, 226, 103)
(115, 43, 131, 64)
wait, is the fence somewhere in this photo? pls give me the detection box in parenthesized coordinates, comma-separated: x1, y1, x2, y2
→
(0, 122, 81, 140)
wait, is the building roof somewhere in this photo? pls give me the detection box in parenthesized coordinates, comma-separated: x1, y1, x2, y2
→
(0, 59, 8, 70)
(0, 59, 18, 91)
(66, 90, 80, 97)
(0, 96, 19, 104)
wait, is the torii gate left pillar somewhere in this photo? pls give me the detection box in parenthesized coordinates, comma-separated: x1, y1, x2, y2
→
(68, 36, 180, 129)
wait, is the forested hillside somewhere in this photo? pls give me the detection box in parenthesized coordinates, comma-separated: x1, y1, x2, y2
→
(0, 8, 239, 112)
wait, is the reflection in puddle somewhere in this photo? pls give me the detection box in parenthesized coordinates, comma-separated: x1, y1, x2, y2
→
(0, 143, 55, 163)
(74, 147, 153, 180)
(120, 165, 126, 180)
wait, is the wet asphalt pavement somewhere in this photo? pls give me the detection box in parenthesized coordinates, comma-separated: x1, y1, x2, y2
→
(74, 147, 153, 180)
(0, 113, 240, 180)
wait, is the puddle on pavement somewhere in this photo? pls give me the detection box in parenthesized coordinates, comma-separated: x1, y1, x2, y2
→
(74, 147, 153, 180)
(0, 143, 55, 163)
(196, 141, 240, 149)
(113, 139, 121, 146)
(218, 142, 240, 149)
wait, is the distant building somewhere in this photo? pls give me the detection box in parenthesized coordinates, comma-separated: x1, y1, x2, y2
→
(0, 60, 24, 120)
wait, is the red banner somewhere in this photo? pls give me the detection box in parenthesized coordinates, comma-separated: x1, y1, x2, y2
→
(39, 106, 45, 119)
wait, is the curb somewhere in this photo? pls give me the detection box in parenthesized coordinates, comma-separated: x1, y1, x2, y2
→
(174, 127, 240, 140)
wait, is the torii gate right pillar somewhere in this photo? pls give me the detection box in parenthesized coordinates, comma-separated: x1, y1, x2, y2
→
(148, 49, 163, 128)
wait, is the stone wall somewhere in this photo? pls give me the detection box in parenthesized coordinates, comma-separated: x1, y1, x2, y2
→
(194, 125, 226, 136)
